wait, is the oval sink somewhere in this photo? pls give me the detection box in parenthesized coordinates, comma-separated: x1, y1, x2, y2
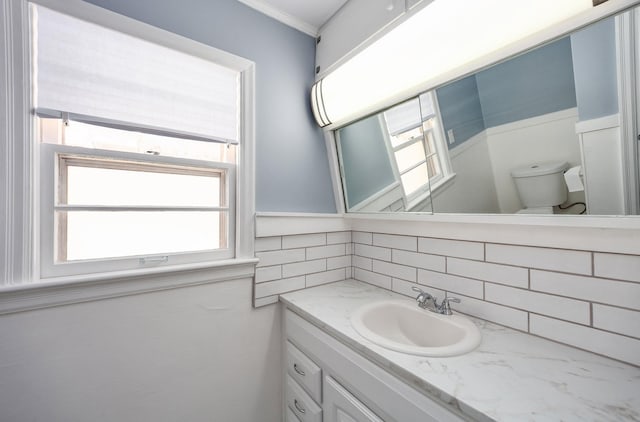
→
(350, 300, 481, 357)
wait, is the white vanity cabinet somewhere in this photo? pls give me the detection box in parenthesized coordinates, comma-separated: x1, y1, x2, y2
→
(283, 307, 467, 422)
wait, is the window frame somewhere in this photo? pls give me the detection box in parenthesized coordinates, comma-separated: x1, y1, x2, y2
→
(39, 143, 237, 278)
(1, 0, 256, 291)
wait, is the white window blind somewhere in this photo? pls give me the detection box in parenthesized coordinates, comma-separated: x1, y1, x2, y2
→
(383, 93, 435, 136)
(33, 5, 240, 144)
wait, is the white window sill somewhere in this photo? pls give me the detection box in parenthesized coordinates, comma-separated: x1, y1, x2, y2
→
(0, 258, 258, 315)
(406, 173, 457, 210)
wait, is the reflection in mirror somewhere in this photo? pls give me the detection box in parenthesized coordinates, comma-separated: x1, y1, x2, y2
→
(335, 11, 640, 216)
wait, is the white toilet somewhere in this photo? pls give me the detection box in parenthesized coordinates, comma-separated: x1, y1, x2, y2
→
(511, 161, 570, 214)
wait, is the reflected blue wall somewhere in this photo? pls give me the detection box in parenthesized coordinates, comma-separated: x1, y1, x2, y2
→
(83, 0, 337, 212)
(436, 75, 485, 149)
(337, 115, 395, 208)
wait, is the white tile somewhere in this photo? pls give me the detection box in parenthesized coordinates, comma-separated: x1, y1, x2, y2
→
(417, 269, 483, 299)
(327, 231, 352, 244)
(253, 295, 279, 307)
(255, 236, 282, 252)
(486, 244, 591, 275)
(256, 248, 305, 267)
(447, 258, 528, 289)
(391, 279, 445, 299)
(306, 244, 346, 260)
(594, 253, 640, 283)
(254, 276, 305, 298)
(593, 305, 640, 339)
(392, 250, 445, 272)
(485, 283, 590, 324)
(354, 244, 391, 261)
(353, 256, 372, 271)
(418, 237, 484, 260)
(346, 243, 354, 255)
(531, 270, 640, 311)
(455, 296, 529, 331)
(372, 259, 416, 282)
(354, 268, 392, 290)
(352, 231, 373, 245)
(327, 255, 351, 270)
(373, 233, 417, 252)
(282, 233, 326, 249)
(306, 268, 347, 288)
(530, 314, 640, 367)
(255, 265, 282, 283)
(282, 259, 327, 278)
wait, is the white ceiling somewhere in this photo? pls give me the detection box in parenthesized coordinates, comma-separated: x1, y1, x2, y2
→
(237, 0, 348, 36)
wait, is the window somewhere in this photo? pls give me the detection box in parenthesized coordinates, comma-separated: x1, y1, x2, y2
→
(383, 92, 452, 207)
(30, 4, 254, 278)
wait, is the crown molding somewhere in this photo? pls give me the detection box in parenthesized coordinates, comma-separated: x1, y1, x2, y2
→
(237, 0, 319, 37)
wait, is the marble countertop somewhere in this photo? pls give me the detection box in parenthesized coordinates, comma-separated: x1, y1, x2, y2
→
(280, 280, 640, 422)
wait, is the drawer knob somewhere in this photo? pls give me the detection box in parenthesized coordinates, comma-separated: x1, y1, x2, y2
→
(293, 363, 306, 376)
(294, 399, 306, 414)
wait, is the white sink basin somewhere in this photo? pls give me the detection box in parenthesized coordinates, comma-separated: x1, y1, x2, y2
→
(350, 300, 481, 357)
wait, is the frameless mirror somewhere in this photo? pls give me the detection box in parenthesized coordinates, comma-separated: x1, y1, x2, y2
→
(335, 10, 639, 216)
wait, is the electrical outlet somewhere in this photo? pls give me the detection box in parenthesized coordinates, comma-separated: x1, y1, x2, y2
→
(447, 129, 455, 145)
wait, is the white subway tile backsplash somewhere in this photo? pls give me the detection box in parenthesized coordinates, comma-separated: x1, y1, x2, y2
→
(454, 296, 529, 332)
(352, 231, 373, 245)
(486, 244, 591, 275)
(372, 259, 416, 282)
(418, 237, 484, 260)
(255, 276, 305, 298)
(354, 243, 392, 261)
(373, 233, 417, 252)
(255, 266, 282, 283)
(530, 314, 640, 367)
(256, 248, 305, 267)
(392, 278, 445, 299)
(447, 258, 528, 289)
(306, 268, 347, 288)
(306, 244, 346, 260)
(418, 269, 484, 299)
(327, 255, 351, 270)
(531, 270, 640, 311)
(593, 305, 640, 339)
(355, 268, 392, 290)
(353, 255, 373, 271)
(255, 236, 282, 252)
(327, 231, 352, 245)
(594, 253, 640, 283)
(392, 249, 446, 272)
(282, 259, 327, 278)
(282, 233, 326, 249)
(485, 283, 590, 324)
(346, 242, 354, 255)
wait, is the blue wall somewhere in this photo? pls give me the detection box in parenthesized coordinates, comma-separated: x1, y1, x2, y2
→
(570, 17, 618, 121)
(436, 75, 485, 149)
(337, 115, 395, 208)
(475, 37, 577, 128)
(83, 0, 336, 213)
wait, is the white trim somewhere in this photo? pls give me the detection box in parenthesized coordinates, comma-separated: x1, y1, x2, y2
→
(0, 258, 257, 315)
(575, 113, 621, 133)
(485, 107, 579, 136)
(324, 130, 346, 213)
(447, 131, 486, 159)
(255, 213, 349, 237)
(350, 182, 403, 212)
(236, 0, 319, 37)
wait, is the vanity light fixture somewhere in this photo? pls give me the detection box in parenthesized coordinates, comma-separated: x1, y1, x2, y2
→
(311, 0, 630, 129)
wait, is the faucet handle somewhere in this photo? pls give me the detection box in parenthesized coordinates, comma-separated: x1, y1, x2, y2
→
(411, 286, 424, 294)
(439, 296, 461, 315)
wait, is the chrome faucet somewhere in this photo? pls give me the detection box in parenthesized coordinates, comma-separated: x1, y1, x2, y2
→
(412, 286, 461, 315)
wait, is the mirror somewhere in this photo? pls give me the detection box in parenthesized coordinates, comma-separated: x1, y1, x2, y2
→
(335, 11, 639, 216)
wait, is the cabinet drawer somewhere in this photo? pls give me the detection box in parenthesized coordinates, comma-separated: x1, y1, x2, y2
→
(286, 375, 322, 422)
(286, 341, 322, 402)
(286, 406, 301, 422)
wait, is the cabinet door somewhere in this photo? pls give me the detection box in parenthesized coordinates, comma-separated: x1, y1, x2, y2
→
(323, 376, 384, 422)
(316, 0, 404, 77)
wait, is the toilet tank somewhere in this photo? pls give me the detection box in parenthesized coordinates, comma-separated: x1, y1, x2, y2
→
(511, 161, 569, 208)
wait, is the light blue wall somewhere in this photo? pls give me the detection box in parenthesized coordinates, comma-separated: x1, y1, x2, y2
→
(570, 17, 618, 121)
(475, 37, 577, 128)
(337, 115, 395, 208)
(83, 0, 336, 213)
(436, 75, 485, 148)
